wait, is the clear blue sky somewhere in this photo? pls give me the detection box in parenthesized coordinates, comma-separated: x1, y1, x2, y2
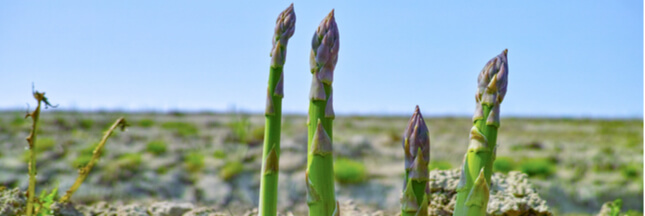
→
(1, 1, 642, 118)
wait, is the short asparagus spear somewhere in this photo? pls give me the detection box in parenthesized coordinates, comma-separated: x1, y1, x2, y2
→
(453, 49, 509, 216)
(258, 3, 295, 216)
(60, 117, 128, 203)
(400, 106, 430, 216)
(306, 9, 340, 216)
(25, 88, 56, 216)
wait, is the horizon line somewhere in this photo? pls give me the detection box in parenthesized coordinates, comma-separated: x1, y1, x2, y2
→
(0, 108, 641, 120)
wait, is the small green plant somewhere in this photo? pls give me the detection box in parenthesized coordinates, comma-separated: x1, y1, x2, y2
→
(161, 121, 199, 138)
(306, 9, 340, 216)
(184, 152, 205, 173)
(220, 161, 244, 181)
(428, 160, 453, 171)
(213, 150, 226, 159)
(257, 4, 295, 216)
(625, 210, 644, 216)
(156, 166, 169, 175)
(621, 163, 641, 179)
(609, 199, 622, 216)
(493, 156, 515, 173)
(250, 126, 265, 144)
(454, 50, 508, 216)
(146, 140, 168, 156)
(227, 115, 251, 143)
(519, 158, 556, 178)
(334, 158, 367, 184)
(34, 186, 58, 216)
(116, 153, 142, 172)
(78, 118, 94, 129)
(137, 118, 155, 128)
(401, 106, 430, 216)
(11, 114, 27, 127)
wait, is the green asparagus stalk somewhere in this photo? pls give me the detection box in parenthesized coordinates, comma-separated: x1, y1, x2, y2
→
(453, 49, 509, 216)
(60, 117, 128, 203)
(258, 3, 295, 216)
(400, 106, 430, 216)
(306, 9, 340, 216)
(25, 88, 56, 216)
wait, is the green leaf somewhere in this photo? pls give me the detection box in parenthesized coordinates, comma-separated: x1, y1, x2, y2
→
(35, 186, 58, 216)
(609, 199, 623, 216)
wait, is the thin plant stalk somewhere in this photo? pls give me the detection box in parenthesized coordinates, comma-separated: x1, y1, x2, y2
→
(306, 9, 339, 216)
(258, 3, 295, 216)
(400, 106, 430, 216)
(25, 88, 56, 216)
(59, 117, 128, 203)
(453, 49, 508, 216)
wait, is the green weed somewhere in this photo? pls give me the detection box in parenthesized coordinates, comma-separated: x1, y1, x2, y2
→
(156, 166, 169, 175)
(621, 163, 641, 179)
(219, 161, 244, 181)
(625, 210, 644, 216)
(493, 157, 516, 173)
(34, 186, 58, 216)
(116, 153, 142, 172)
(184, 152, 205, 173)
(146, 140, 167, 156)
(11, 114, 27, 127)
(213, 150, 226, 159)
(161, 121, 199, 138)
(226, 116, 251, 143)
(609, 199, 622, 216)
(428, 160, 453, 171)
(249, 126, 265, 144)
(78, 118, 94, 129)
(519, 158, 556, 178)
(334, 158, 367, 184)
(137, 118, 155, 128)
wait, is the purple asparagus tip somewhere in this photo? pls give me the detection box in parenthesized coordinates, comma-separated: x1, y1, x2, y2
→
(270, 3, 296, 67)
(403, 106, 430, 177)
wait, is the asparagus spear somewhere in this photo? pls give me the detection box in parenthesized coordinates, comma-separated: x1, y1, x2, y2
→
(258, 4, 295, 216)
(306, 9, 340, 216)
(25, 88, 56, 216)
(400, 106, 430, 216)
(453, 49, 508, 216)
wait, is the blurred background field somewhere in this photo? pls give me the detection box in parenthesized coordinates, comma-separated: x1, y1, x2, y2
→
(0, 111, 641, 215)
(0, 1, 642, 215)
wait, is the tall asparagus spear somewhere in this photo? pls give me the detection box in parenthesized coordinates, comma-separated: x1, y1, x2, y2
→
(453, 49, 508, 216)
(401, 106, 430, 216)
(306, 9, 339, 216)
(258, 4, 295, 216)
